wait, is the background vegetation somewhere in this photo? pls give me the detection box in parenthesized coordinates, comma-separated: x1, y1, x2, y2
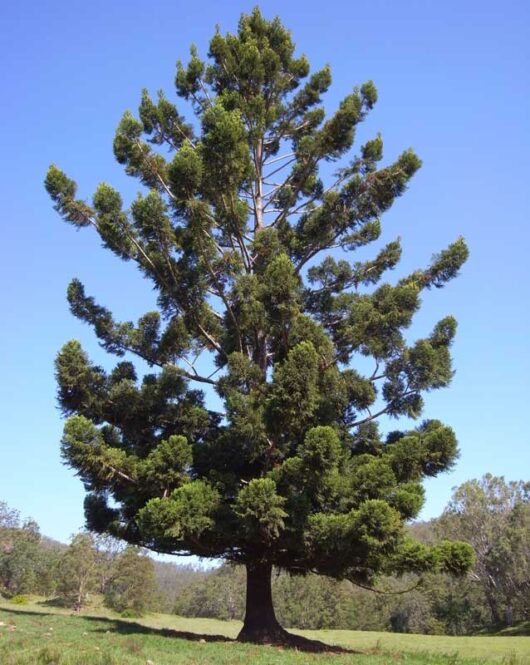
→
(2, 474, 529, 636)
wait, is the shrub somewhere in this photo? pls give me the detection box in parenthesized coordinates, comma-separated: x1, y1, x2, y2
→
(10, 594, 30, 605)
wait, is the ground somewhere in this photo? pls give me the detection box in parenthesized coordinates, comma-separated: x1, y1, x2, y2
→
(1, 599, 529, 664)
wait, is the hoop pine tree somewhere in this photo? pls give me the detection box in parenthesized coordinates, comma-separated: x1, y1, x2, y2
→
(45, 8, 474, 646)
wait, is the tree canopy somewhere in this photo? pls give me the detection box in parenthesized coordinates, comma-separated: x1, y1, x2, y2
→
(45, 8, 473, 644)
(437, 475, 530, 625)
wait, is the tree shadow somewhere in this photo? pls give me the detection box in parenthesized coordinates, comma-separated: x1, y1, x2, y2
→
(39, 598, 69, 608)
(480, 621, 530, 637)
(0, 607, 231, 644)
(88, 615, 234, 644)
(0, 606, 355, 653)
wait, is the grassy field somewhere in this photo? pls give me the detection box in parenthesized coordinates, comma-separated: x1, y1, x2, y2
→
(1, 599, 529, 664)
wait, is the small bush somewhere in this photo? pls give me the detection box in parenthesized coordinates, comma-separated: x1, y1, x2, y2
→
(10, 595, 30, 605)
(120, 608, 142, 618)
(426, 617, 447, 635)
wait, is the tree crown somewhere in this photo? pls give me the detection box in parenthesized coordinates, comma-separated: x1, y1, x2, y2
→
(46, 8, 473, 585)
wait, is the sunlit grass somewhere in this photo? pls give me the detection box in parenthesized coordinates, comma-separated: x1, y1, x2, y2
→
(1, 599, 529, 664)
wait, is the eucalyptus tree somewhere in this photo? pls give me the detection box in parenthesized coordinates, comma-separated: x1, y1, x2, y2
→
(438, 476, 530, 625)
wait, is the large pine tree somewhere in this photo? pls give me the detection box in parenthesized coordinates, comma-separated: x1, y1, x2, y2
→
(46, 8, 473, 645)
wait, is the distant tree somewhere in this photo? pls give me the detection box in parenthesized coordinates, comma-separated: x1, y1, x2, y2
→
(274, 572, 354, 629)
(428, 573, 487, 635)
(0, 502, 57, 597)
(437, 475, 530, 625)
(0, 502, 20, 532)
(104, 546, 158, 614)
(389, 594, 431, 634)
(46, 8, 473, 644)
(0, 522, 40, 596)
(56, 533, 98, 611)
(93, 533, 124, 594)
(175, 564, 245, 621)
(153, 561, 207, 613)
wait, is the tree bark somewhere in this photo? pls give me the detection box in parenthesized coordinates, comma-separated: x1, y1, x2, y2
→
(237, 561, 287, 643)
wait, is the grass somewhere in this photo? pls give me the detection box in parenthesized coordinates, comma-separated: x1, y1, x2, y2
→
(1, 599, 529, 664)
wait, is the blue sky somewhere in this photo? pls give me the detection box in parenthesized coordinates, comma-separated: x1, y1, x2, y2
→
(1, 0, 528, 553)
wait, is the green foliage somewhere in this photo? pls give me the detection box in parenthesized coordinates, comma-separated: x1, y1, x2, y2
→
(56, 533, 99, 610)
(436, 475, 530, 627)
(45, 8, 471, 635)
(138, 480, 220, 552)
(174, 564, 246, 621)
(153, 561, 207, 613)
(10, 594, 30, 605)
(104, 546, 158, 615)
(0, 502, 60, 598)
(235, 478, 287, 543)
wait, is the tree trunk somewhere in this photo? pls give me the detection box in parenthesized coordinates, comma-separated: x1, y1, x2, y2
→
(237, 561, 287, 643)
(485, 588, 501, 625)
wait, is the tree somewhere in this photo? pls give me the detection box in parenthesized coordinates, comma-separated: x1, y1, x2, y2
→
(92, 533, 124, 594)
(45, 8, 474, 645)
(56, 533, 98, 611)
(437, 475, 530, 626)
(0, 502, 57, 598)
(154, 561, 206, 613)
(104, 546, 158, 615)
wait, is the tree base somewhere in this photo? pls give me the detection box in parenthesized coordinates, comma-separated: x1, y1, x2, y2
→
(239, 561, 352, 652)
(237, 624, 351, 652)
(236, 620, 290, 645)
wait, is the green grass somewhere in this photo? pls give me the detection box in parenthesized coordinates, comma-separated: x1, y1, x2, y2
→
(1, 599, 529, 664)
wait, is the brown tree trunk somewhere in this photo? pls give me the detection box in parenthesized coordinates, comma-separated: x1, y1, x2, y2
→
(237, 561, 287, 643)
(236, 561, 350, 653)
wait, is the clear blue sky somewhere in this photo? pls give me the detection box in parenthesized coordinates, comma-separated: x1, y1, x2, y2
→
(1, 0, 528, 552)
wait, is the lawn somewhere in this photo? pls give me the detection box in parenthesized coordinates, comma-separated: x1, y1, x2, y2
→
(1, 599, 529, 664)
